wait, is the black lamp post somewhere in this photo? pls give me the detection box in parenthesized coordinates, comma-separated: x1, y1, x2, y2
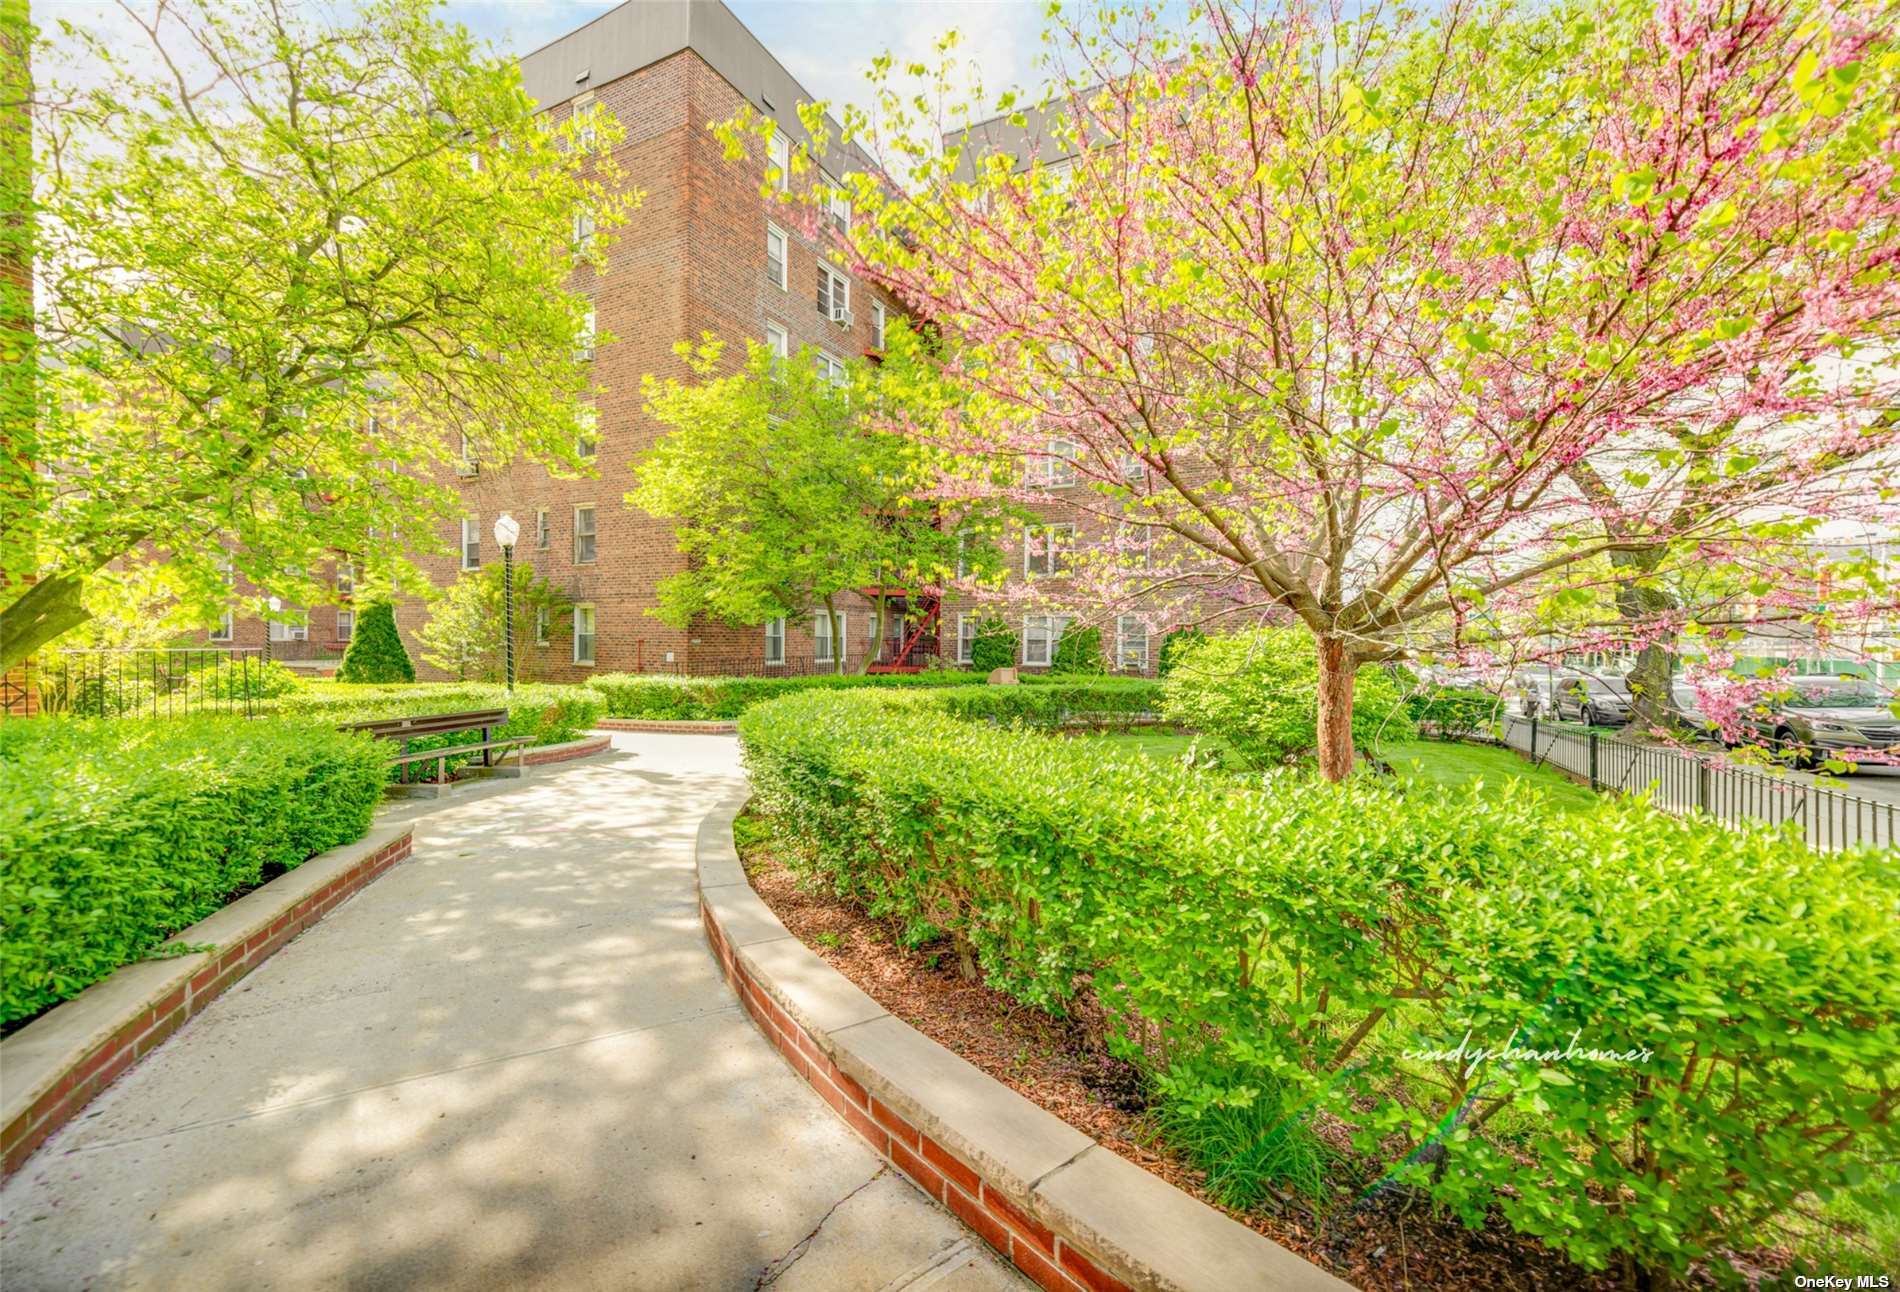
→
(493, 513, 520, 691)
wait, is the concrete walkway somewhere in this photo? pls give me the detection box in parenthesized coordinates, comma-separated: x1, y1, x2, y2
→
(0, 733, 1025, 1292)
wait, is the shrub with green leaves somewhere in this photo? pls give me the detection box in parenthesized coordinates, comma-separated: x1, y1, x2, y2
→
(254, 680, 604, 770)
(191, 658, 302, 701)
(584, 669, 976, 721)
(1156, 626, 1205, 677)
(335, 601, 414, 683)
(0, 716, 388, 1027)
(1159, 626, 1414, 767)
(738, 688, 1898, 1284)
(969, 618, 1017, 673)
(930, 678, 1159, 727)
(1050, 624, 1105, 675)
(1406, 684, 1502, 741)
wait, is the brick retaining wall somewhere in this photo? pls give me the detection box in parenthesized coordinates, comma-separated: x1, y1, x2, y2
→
(1, 827, 413, 1179)
(696, 794, 1348, 1292)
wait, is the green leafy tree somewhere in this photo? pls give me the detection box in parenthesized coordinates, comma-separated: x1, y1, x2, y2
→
(969, 618, 1016, 673)
(336, 601, 414, 684)
(1049, 624, 1104, 675)
(418, 562, 572, 683)
(632, 329, 1010, 674)
(1161, 627, 1415, 770)
(1157, 627, 1206, 678)
(0, 0, 633, 668)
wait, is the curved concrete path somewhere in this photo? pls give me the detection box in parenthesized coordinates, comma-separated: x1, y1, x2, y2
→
(0, 732, 1026, 1292)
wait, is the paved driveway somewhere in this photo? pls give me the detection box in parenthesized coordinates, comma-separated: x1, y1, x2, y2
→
(0, 732, 1023, 1291)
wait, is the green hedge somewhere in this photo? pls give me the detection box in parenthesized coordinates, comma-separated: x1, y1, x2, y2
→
(930, 678, 1160, 727)
(1405, 684, 1503, 741)
(584, 670, 980, 721)
(0, 717, 388, 1028)
(253, 681, 604, 772)
(737, 689, 1899, 1284)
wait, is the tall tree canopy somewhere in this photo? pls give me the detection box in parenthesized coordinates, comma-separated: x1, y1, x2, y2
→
(735, 0, 1900, 778)
(631, 332, 1009, 673)
(0, 0, 632, 666)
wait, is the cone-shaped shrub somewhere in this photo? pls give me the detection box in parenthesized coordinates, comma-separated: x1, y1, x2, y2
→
(335, 601, 414, 683)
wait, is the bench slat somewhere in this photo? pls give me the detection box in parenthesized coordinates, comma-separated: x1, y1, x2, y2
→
(387, 737, 533, 766)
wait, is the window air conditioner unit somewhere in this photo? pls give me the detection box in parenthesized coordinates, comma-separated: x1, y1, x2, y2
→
(835, 307, 854, 328)
(455, 459, 480, 478)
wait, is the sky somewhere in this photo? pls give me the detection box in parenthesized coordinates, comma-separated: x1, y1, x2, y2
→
(450, 0, 1054, 117)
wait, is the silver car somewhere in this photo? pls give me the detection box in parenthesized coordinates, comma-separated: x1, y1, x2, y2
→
(1553, 672, 1632, 727)
(1747, 676, 1900, 765)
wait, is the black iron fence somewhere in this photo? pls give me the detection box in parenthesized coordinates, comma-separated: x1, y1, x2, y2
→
(1500, 715, 1896, 852)
(2, 648, 276, 719)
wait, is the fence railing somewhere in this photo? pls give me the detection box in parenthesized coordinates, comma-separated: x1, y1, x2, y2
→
(1499, 714, 1896, 852)
(2, 648, 273, 719)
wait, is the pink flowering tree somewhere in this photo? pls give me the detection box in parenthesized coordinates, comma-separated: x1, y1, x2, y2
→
(728, 0, 1900, 780)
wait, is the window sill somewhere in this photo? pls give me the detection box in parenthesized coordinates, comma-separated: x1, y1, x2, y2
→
(573, 660, 596, 668)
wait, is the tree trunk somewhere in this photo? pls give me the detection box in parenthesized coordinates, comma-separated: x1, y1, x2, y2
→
(1, 573, 92, 670)
(1610, 545, 1678, 733)
(859, 592, 887, 676)
(1315, 636, 1357, 782)
(823, 594, 844, 675)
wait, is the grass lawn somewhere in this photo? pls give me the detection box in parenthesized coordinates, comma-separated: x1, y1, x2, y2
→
(1087, 728, 1598, 812)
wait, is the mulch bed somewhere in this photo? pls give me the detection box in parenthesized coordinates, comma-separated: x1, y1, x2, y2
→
(736, 813, 1775, 1292)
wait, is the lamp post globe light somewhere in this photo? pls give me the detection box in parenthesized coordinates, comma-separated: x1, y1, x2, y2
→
(493, 513, 520, 692)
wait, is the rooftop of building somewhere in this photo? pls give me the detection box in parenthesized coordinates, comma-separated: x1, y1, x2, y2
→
(517, 0, 874, 174)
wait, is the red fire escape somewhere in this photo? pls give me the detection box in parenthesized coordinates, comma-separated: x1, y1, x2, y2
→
(862, 588, 941, 673)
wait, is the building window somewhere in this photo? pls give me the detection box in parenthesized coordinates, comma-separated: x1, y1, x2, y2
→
(535, 606, 550, 644)
(768, 130, 790, 191)
(572, 207, 596, 247)
(536, 508, 550, 549)
(815, 351, 846, 385)
(573, 604, 596, 665)
(335, 561, 355, 597)
(813, 609, 845, 664)
(765, 617, 785, 665)
(269, 615, 309, 643)
(578, 303, 596, 359)
(766, 224, 788, 290)
(577, 405, 598, 459)
(459, 428, 478, 466)
(1029, 437, 1079, 487)
(872, 300, 886, 349)
(337, 608, 355, 641)
(956, 613, 977, 665)
(574, 98, 598, 149)
(1024, 523, 1074, 578)
(574, 505, 597, 564)
(210, 607, 234, 641)
(765, 321, 789, 360)
(1116, 615, 1149, 670)
(1023, 614, 1070, 667)
(824, 181, 850, 232)
(817, 264, 850, 323)
(462, 517, 481, 570)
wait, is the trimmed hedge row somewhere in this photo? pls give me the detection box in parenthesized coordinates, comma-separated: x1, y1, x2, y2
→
(930, 678, 1160, 727)
(0, 717, 389, 1028)
(584, 669, 983, 721)
(737, 689, 1900, 1284)
(252, 681, 605, 770)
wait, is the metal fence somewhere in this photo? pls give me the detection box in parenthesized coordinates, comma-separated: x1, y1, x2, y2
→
(1499, 715, 1896, 852)
(2, 648, 275, 719)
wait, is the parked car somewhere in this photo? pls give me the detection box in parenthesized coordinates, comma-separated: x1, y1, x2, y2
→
(1553, 672, 1632, 727)
(1743, 676, 1900, 767)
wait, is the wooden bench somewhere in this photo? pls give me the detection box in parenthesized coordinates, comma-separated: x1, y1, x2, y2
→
(339, 708, 533, 785)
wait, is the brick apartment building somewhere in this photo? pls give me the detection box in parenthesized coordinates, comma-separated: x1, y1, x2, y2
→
(212, 0, 1157, 681)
